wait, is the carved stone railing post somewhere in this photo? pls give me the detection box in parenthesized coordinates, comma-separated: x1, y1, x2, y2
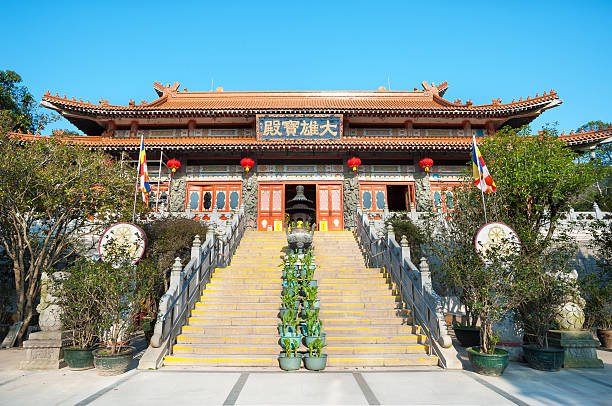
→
(400, 235, 411, 264)
(418, 257, 431, 292)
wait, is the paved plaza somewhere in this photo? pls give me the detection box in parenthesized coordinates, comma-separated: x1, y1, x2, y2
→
(0, 347, 610, 405)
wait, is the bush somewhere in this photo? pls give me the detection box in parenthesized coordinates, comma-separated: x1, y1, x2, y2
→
(57, 260, 102, 349)
(385, 212, 425, 254)
(141, 217, 208, 316)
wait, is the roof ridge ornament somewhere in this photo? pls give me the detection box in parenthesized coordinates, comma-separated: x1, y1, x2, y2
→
(153, 81, 181, 97)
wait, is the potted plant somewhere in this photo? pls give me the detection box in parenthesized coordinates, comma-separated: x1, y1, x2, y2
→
(278, 338, 301, 371)
(278, 308, 302, 350)
(56, 260, 101, 370)
(303, 308, 325, 347)
(582, 221, 612, 349)
(510, 250, 574, 372)
(303, 338, 327, 371)
(464, 250, 514, 377)
(581, 272, 612, 349)
(91, 239, 153, 376)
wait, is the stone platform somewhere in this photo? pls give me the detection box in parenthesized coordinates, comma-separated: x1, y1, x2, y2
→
(548, 329, 604, 368)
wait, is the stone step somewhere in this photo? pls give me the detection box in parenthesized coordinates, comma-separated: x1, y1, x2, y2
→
(195, 302, 280, 311)
(200, 295, 281, 303)
(187, 317, 279, 326)
(322, 325, 421, 335)
(320, 309, 410, 318)
(317, 289, 395, 296)
(163, 354, 278, 367)
(322, 318, 414, 326)
(318, 295, 399, 303)
(191, 309, 279, 318)
(317, 283, 391, 290)
(326, 344, 429, 354)
(205, 282, 281, 289)
(181, 325, 278, 335)
(202, 289, 281, 296)
(319, 302, 403, 310)
(176, 334, 279, 345)
(172, 344, 279, 355)
(326, 335, 427, 344)
(326, 354, 438, 367)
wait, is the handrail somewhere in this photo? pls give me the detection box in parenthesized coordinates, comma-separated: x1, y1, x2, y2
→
(354, 211, 453, 366)
(150, 208, 246, 352)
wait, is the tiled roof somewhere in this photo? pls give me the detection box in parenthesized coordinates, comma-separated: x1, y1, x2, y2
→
(12, 127, 610, 153)
(558, 127, 612, 146)
(12, 133, 474, 151)
(41, 81, 562, 118)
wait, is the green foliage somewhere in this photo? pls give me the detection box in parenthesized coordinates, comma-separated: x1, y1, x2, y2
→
(307, 337, 326, 357)
(303, 284, 318, 302)
(0, 133, 136, 342)
(581, 221, 612, 329)
(143, 217, 208, 295)
(56, 260, 102, 348)
(479, 125, 603, 251)
(0, 70, 57, 133)
(282, 338, 297, 357)
(90, 238, 159, 354)
(425, 187, 483, 328)
(428, 125, 589, 351)
(305, 309, 322, 336)
(385, 212, 425, 254)
(509, 247, 576, 347)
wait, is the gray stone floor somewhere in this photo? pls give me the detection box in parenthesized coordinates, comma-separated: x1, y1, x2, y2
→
(1, 347, 611, 405)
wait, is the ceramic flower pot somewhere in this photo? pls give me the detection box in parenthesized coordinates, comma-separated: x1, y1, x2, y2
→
(596, 329, 612, 349)
(93, 346, 134, 376)
(64, 347, 95, 370)
(522, 345, 564, 372)
(467, 347, 509, 376)
(303, 354, 327, 371)
(278, 353, 301, 371)
(454, 326, 480, 347)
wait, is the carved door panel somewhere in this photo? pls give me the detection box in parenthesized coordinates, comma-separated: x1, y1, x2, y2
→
(359, 183, 387, 217)
(258, 183, 285, 231)
(316, 184, 343, 231)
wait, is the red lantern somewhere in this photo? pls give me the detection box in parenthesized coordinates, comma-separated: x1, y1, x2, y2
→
(240, 157, 255, 173)
(167, 158, 181, 173)
(419, 158, 434, 172)
(348, 157, 361, 172)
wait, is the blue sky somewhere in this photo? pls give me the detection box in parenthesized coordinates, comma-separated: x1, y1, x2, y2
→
(3, 0, 611, 135)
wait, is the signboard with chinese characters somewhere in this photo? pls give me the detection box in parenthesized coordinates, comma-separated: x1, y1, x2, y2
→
(257, 114, 343, 140)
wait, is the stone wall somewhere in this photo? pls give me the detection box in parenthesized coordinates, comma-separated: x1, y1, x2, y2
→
(169, 156, 187, 212)
(413, 166, 431, 212)
(343, 167, 360, 229)
(242, 172, 258, 229)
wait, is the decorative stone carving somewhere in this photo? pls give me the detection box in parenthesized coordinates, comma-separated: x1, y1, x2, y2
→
(37, 272, 63, 331)
(242, 173, 258, 229)
(414, 168, 431, 212)
(556, 302, 585, 331)
(169, 178, 186, 212)
(20, 272, 70, 370)
(343, 168, 359, 229)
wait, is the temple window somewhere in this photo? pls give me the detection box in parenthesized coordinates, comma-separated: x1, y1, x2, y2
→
(186, 183, 241, 212)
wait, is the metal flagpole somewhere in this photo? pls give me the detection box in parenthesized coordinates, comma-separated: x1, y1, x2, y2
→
(473, 134, 489, 224)
(155, 149, 164, 212)
(131, 133, 144, 223)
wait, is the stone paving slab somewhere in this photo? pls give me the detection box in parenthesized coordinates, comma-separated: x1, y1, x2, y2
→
(0, 347, 611, 405)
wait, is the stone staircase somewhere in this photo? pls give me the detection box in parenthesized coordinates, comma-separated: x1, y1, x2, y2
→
(163, 230, 438, 368)
(164, 231, 285, 367)
(313, 231, 438, 367)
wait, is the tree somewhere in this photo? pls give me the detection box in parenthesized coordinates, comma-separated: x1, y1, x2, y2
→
(0, 132, 139, 342)
(479, 125, 604, 251)
(573, 120, 612, 211)
(0, 70, 56, 133)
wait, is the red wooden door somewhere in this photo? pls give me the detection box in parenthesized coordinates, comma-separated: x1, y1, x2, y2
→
(359, 183, 387, 217)
(316, 184, 343, 231)
(258, 183, 285, 231)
